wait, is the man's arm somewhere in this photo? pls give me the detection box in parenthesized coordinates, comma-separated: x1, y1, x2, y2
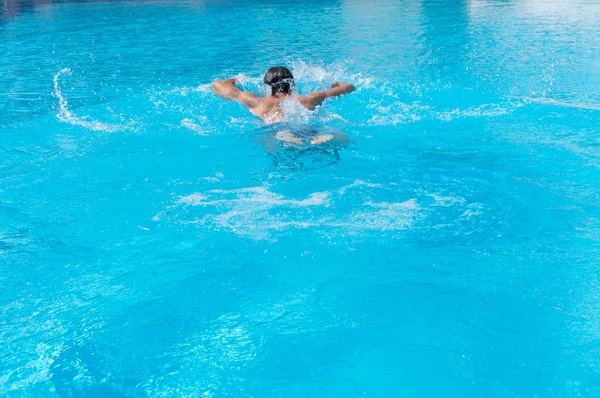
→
(211, 78, 260, 109)
(302, 82, 355, 109)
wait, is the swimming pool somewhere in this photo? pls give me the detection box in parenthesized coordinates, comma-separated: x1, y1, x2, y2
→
(2, 0, 600, 396)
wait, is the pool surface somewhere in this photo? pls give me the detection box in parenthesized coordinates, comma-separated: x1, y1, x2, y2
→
(1, 0, 600, 396)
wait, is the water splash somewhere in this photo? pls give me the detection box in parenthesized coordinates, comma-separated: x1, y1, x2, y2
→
(366, 99, 524, 126)
(177, 186, 329, 208)
(289, 60, 373, 88)
(522, 97, 600, 111)
(53, 68, 124, 132)
(278, 97, 313, 124)
(156, 182, 425, 240)
(181, 118, 207, 134)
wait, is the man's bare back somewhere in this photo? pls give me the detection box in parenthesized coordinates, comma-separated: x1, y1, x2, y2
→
(211, 66, 355, 144)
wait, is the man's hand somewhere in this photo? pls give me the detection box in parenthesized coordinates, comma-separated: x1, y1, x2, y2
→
(301, 81, 356, 109)
(331, 82, 355, 93)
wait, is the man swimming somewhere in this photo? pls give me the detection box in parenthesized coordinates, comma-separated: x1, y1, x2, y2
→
(211, 66, 355, 144)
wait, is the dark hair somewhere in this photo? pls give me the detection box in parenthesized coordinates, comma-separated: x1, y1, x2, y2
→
(263, 66, 294, 96)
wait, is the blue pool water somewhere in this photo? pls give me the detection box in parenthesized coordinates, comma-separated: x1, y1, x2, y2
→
(2, 0, 600, 396)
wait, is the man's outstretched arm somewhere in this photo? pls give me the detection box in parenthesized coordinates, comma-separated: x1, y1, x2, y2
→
(302, 82, 355, 109)
(211, 78, 260, 109)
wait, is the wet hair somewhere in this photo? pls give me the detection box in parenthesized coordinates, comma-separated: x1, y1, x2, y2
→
(263, 66, 294, 96)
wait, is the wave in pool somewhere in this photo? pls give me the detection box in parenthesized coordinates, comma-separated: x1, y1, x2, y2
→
(152, 180, 485, 241)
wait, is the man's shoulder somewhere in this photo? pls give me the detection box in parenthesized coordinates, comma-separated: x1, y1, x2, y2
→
(292, 94, 317, 110)
(255, 96, 278, 108)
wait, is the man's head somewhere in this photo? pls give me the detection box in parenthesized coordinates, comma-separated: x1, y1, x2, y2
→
(264, 66, 294, 96)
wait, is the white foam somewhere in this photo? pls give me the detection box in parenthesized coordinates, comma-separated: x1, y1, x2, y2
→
(434, 102, 522, 121)
(178, 193, 208, 205)
(164, 184, 427, 240)
(231, 73, 261, 86)
(290, 61, 333, 83)
(178, 186, 329, 208)
(168, 83, 213, 96)
(366, 100, 522, 126)
(198, 176, 221, 183)
(158, 180, 489, 240)
(194, 83, 213, 93)
(522, 97, 600, 111)
(367, 101, 426, 125)
(277, 97, 313, 124)
(321, 199, 420, 232)
(337, 180, 384, 194)
(53, 68, 124, 132)
(181, 118, 206, 135)
(428, 194, 467, 207)
(288, 60, 370, 87)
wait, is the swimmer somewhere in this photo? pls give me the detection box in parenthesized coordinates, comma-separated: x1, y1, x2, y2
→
(211, 66, 355, 145)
